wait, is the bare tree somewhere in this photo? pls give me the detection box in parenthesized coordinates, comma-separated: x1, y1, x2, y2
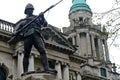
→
(92, 0, 120, 49)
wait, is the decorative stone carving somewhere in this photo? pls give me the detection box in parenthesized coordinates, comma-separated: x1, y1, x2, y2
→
(42, 27, 69, 47)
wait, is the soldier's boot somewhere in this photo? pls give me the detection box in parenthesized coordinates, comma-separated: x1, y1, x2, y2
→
(40, 52, 57, 74)
(21, 57, 29, 76)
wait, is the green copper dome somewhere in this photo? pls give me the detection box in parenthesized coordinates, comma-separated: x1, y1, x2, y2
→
(70, 0, 92, 14)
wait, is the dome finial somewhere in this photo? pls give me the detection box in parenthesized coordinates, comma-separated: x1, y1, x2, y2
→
(72, 0, 86, 4)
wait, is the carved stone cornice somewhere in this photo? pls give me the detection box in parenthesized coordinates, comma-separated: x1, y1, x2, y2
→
(69, 55, 86, 64)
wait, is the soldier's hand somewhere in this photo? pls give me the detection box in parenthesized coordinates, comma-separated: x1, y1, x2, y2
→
(39, 12, 45, 22)
(39, 12, 44, 17)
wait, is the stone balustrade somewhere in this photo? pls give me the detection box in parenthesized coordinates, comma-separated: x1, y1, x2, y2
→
(0, 19, 14, 33)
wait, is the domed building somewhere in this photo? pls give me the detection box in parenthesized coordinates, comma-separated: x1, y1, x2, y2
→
(0, 0, 120, 80)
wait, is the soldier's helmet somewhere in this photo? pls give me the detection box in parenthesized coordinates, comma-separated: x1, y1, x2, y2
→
(24, 3, 34, 14)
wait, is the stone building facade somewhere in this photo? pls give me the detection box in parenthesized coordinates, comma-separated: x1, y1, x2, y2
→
(0, 0, 120, 80)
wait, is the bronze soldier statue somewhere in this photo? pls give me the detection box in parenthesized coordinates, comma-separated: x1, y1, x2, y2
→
(13, 3, 56, 74)
(23, 3, 50, 73)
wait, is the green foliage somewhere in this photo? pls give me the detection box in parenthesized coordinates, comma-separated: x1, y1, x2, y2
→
(102, 32, 109, 39)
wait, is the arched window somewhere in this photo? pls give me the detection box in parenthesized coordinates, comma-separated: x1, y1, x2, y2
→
(0, 67, 7, 80)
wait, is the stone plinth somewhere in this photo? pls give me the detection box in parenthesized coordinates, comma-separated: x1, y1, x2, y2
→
(20, 71, 59, 80)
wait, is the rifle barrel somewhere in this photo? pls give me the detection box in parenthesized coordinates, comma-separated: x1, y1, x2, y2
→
(43, 0, 63, 13)
(54, 0, 63, 6)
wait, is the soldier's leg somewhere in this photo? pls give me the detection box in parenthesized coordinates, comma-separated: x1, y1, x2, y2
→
(34, 35, 49, 71)
(23, 37, 33, 73)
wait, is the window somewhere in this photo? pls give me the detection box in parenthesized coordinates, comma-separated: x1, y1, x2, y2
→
(69, 71, 76, 80)
(94, 38, 100, 59)
(68, 38, 72, 44)
(100, 68, 107, 77)
(79, 17, 83, 22)
(48, 60, 55, 69)
(0, 67, 7, 80)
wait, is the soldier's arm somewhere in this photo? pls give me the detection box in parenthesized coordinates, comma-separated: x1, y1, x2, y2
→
(38, 13, 48, 27)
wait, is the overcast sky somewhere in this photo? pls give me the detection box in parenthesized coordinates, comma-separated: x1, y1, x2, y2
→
(0, 0, 119, 70)
(0, 0, 114, 27)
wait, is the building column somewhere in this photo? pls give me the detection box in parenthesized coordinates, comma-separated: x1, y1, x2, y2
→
(76, 72, 82, 80)
(91, 35, 97, 58)
(72, 36, 75, 45)
(55, 61, 62, 80)
(63, 63, 69, 80)
(76, 33, 81, 55)
(17, 51, 24, 78)
(76, 33, 80, 45)
(104, 40, 110, 62)
(87, 33, 92, 57)
(12, 57, 17, 80)
(28, 53, 34, 71)
(98, 39, 104, 60)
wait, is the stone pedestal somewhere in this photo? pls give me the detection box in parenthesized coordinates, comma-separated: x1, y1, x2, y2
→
(19, 71, 59, 80)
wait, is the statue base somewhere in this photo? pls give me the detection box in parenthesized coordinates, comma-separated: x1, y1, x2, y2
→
(19, 71, 59, 80)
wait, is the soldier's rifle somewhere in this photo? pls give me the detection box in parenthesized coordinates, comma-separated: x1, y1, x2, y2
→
(8, 0, 63, 44)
